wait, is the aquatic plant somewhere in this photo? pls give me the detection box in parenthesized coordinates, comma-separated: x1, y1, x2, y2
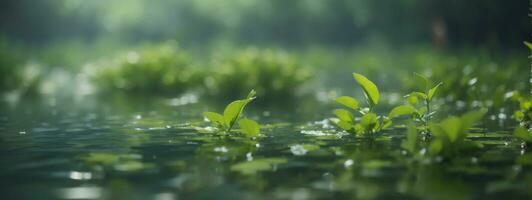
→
(205, 48, 313, 102)
(333, 73, 391, 136)
(428, 109, 487, 158)
(389, 73, 443, 134)
(509, 91, 532, 130)
(93, 44, 204, 95)
(203, 90, 261, 137)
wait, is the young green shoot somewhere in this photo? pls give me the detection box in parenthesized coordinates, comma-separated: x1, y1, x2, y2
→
(203, 90, 261, 137)
(333, 73, 391, 137)
(428, 109, 486, 159)
(390, 73, 443, 135)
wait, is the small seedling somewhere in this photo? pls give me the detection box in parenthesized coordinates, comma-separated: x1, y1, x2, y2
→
(509, 91, 532, 130)
(333, 73, 391, 137)
(203, 90, 261, 137)
(428, 109, 486, 159)
(514, 127, 532, 149)
(390, 73, 443, 135)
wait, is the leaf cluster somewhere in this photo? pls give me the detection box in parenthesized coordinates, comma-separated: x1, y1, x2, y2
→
(203, 90, 261, 137)
(333, 73, 391, 136)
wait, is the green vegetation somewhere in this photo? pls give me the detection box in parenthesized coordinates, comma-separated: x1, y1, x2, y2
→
(203, 90, 261, 136)
(92, 44, 204, 95)
(428, 109, 486, 158)
(390, 73, 443, 134)
(206, 48, 312, 101)
(333, 73, 391, 136)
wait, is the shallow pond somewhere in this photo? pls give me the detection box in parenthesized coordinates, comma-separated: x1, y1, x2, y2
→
(0, 95, 530, 200)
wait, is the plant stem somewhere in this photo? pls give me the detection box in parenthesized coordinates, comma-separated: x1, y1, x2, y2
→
(425, 99, 430, 132)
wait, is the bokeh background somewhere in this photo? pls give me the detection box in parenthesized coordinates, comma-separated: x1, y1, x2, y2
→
(0, 0, 530, 106)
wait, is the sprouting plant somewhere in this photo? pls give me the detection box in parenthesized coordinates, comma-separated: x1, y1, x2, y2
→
(390, 73, 443, 134)
(428, 109, 486, 159)
(509, 91, 532, 130)
(514, 127, 532, 149)
(333, 73, 391, 137)
(203, 90, 261, 137)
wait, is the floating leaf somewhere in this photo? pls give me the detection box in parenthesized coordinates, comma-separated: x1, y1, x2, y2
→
(353, 73, 380, 107)
(238, 118, 260, 137)
(336, 96, 359, 110)
(389, 105, 416, 118)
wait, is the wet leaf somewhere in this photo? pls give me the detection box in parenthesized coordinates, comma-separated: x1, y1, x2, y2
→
(427, 82, 443, 101)
(336, 96, 359, 110)
(353, 73, 380, 107)
(334, 109, 354, 122)
(203, 112, 225, 126)
(389, 105, 416, 118)
(238, 118, 260, 137)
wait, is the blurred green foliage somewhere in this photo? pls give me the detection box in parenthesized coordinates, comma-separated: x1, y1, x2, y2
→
(206, 48, 312, 101)
(93, 44, 204, 95)
(0, 39, 22, 92)
(0, 0, 527, 48)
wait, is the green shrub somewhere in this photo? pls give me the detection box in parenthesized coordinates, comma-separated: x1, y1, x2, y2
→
(205, 48, 313, 101)
(93, 44, 204, 96)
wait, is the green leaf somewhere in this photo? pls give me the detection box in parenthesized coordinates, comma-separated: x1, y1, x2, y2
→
(414, 72, 429, 92)
(204, 112, 225, 126)
(406, 95, 419, 105)
(514, 126, 532, 142)
(524, 41, 532, 50)
(336, 96, 359, 110)
(514, 111, 525, 121)
(223, 90, 257, 130)
(439, 117, 461, 143)
(389, 105, 416, 118)
(460, 109, 487, 132)
(238, 118, 260, 137)
(409, 92, 428, 100)
(224, 100, 251, 128)
(353, 73, 380, 107)
(360, 112, 378, 130)
(401, 123, 419, 153)
(429, 139, 443, 156)
(427, 82, 443, 101)
(334, 109, 354, 122)
(336, 120, 354, 132)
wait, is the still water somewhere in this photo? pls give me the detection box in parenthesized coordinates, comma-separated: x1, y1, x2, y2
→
(0, 95, 530, 200)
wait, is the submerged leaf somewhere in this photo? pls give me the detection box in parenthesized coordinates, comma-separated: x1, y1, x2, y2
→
(336, 96, 359, 110)
(353, 73, 380, 107)
(231, 158, 287, 175)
